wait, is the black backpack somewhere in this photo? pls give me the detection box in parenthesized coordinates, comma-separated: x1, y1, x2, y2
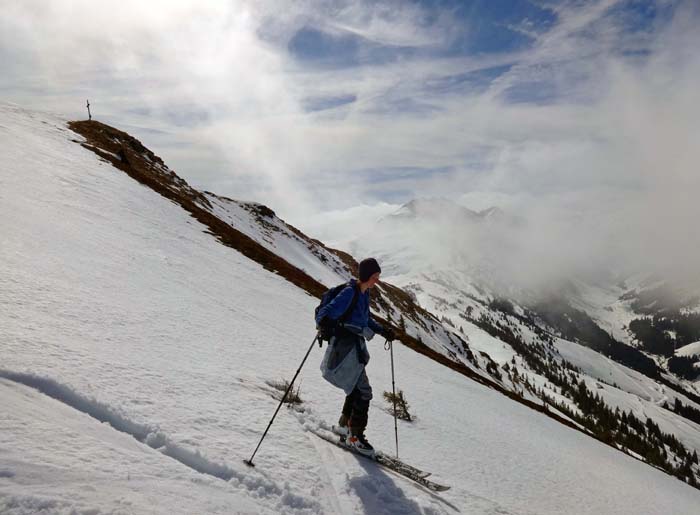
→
(315, 281, 359, 345)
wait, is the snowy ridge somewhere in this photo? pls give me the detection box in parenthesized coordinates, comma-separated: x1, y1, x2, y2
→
(204, 193, 487, 379)
(66, 109, 505, 390)
(3, 103, 700, 513)
(203, 192, 350, 288)
(203, 191, 489, 379)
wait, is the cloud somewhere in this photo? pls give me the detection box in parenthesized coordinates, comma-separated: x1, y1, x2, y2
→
(2, 0, 699, 284)
(301, 201, 400, 251)
(304, 1, 700, 289)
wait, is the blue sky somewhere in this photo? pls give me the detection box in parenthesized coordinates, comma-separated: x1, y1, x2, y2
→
(1, 0, 699, 259)
(287, 0, 556, 64)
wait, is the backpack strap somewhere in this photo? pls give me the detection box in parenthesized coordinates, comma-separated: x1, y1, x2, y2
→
(338, 281, 360, 325)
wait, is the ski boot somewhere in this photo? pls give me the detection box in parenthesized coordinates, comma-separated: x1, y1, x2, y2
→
(333, 414, 351, 441)
(348, 429, 375, 457)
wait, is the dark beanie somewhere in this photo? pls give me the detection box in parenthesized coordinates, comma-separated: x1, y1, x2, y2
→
(358, 258, 381, 282)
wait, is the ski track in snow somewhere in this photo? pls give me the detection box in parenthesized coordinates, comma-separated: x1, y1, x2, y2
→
(0, 373, 323, 514)
(291, 409, 457, 515)
(304, 435, 355, 515)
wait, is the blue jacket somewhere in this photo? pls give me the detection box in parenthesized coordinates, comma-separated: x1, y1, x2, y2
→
(316, 280, 384, 336)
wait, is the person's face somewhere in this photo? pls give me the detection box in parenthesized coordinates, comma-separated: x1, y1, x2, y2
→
(367, 271, 381, 288)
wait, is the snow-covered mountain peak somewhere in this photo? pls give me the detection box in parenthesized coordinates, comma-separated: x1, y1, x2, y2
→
(391, 197, 477, 218)
(477, 205, 505, 220)
(384, 198, 508, 227)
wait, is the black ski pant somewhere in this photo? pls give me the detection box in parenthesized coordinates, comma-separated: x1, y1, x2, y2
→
(342, 368, 373, 432)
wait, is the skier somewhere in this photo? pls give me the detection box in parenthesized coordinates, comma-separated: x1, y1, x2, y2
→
(316, 257, 395, 456)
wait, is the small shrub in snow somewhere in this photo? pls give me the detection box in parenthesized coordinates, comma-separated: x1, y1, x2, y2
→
(267, 379, 303, 404)
(383, 390, 413, 422)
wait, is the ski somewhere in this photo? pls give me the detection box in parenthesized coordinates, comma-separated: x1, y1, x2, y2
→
(310, 428, 450, 492)
(330, 425, 431, 479)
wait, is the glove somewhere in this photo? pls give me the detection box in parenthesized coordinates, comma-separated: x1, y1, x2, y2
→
(383, 327, 396, 342)
(318, 316, 335, 330)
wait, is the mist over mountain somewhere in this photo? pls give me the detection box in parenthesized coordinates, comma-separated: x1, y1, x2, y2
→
(344, 196, 700, 403)
(346, 196, 698, 308)
(347, 197, 600, 298)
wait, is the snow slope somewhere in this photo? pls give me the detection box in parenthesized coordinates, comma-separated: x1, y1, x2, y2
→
(0, 378, 263, 514)
(204, 192, 349, 287)
(677, 342, 700, 358)
(2, 103, 700, 514)
(393, 266, 700, 459)
(554, 339, 700, 453)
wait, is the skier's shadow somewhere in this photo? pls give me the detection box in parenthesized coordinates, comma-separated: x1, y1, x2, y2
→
(347, 456, 460, 514)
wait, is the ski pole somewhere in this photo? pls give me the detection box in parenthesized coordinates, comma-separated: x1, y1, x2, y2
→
(385, 338, 399, 459)
(245, 334, 319, 467)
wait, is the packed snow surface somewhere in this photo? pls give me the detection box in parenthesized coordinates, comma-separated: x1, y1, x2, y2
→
(2, 103, 700, 514)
